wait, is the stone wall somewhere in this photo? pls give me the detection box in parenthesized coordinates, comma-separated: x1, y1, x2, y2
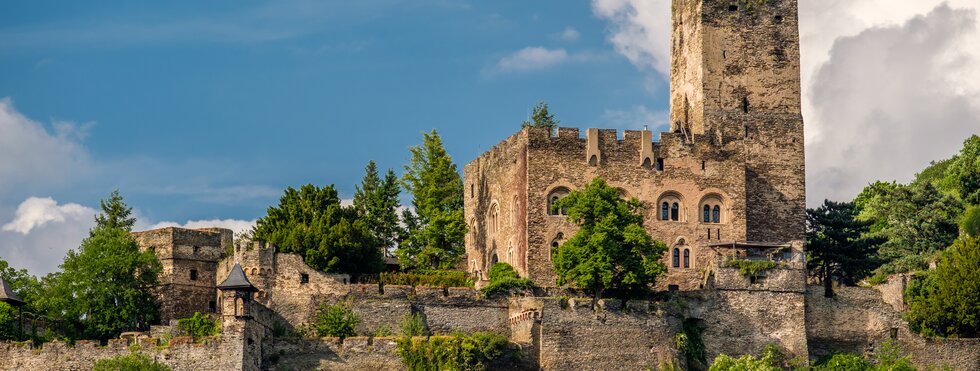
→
(805, 284, 980, 370)
(0, 336, 242, 371)
(263, 337, 404, 371)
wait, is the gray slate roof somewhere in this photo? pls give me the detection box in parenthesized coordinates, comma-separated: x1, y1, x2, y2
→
(0, 277, 25, 306)
(217, 263, 257, 291)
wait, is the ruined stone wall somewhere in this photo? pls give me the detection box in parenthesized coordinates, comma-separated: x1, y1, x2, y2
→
(685, 289, 809, 360)
(133, 227, 231, 322)
(264, 337, 404, 371)
(805, 284, 980, 370)
(0, 337, 242, 371)
(464, 129, 529, 279)
(521, 126, 748, 290)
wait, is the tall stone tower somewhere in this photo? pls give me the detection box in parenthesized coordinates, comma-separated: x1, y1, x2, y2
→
(670, 0, 805, 244)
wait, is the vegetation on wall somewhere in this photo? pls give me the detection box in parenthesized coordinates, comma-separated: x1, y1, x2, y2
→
(176, 312, 220, 340)
(551, 178, 668, 304)
(725, 258, 779, 278)
(675, 319, 706, 370)
(92, 353, 170, 371)
(396, 332, 509, 371)
(380, 270, 473, 288)
(709, 343, 784, 371)
(806, 200, 882, 297)
(398, 129, 467, 270)
(254, 183, 384, 278)
(905, 237, 980, 338)
(400, 312, 429, 337)
(521, 101, 559, 133)
(480, 263, 535, 298)
(314, 303, 360, 339)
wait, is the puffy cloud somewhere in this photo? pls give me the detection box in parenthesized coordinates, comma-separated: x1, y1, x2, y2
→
(2, 197, 95, 235)
(0, 197, 95, 275)
(496, 47, 569, 73)
(591, 0, 672, 75)
(0, 97, 91, 195)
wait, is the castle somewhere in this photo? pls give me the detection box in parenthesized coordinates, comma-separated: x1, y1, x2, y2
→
(1, 1, 978, 370)
(464, 0, 805, 290)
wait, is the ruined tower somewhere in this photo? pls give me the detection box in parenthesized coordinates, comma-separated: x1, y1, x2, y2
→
(671, 0, 806, 243)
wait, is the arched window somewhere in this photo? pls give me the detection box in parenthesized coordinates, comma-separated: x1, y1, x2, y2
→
(547, 188, 570, 216)
(699, 195, 725, 224)
(658, 193, 683, 222)
(490, 253, 499, 265)
(488, 203, 499, 234)
(703, 205, 711, 223)
(671, 203, 679, 221)
(661, 202, 670, 221)
(683, 249, 690, 268)
(713, 205, 721, 224)
(672, 248, 680, 268)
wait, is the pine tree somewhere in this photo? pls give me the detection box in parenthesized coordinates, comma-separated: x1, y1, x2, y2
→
(353, 161, 404, 256)
(521, 101, 559, 132)
(806, 200, 882, 297)
(94, 190, 136, 231)
(399, 130, 466, 269)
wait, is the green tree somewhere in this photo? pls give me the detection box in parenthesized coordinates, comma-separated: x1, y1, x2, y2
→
(93, 353, 170, 371)
(399, 130, 467, 269)
(551, 178, 667, 304)
(905, 237, 980, 338)
(521, 101, 559, 132)
(314, 303, 360, 339)
(807, 200, 882, 297)
(45, 191, 161, 340)
(254, 184, 383, 277)
(0, 258, 42, 340)
(353, 161, 404, 256)
(176, 312, 220, 340)
(94, 189, 136, 231)
(962, 205, 980, 238)
(944, 135, 980, 204)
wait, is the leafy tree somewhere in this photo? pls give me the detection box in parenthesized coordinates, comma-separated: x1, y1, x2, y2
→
(43, 191, 161, 340)
(93, 353, 169, 371)
(94, 189, 136, 231)
(905, 237, 980, 338)
(314, 303, 360, 339)
(353, 161, 404, 256)
(399, 130, 466, 269)
(551, 178, 668, 304)
(521, 101, 559, 132)
(176, 312, 220, 340)
(962, 205, 980, 238)
(944, 135, 980, 204)
(254, 184, 383, 277)
(807, 200, 882, 297)
(0, 258, 42, 341)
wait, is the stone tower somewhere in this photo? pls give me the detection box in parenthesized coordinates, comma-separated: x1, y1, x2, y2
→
(670, 0, 805, 243)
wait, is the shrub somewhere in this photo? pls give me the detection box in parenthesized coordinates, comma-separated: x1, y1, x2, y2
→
(314, 303, 360, 339)
(401, 312, 429, 337)
(676, 319, 706, 368)
(725, 258, 780, 277)
(396, 332, 509, 371)
(487, 263, 518, 282)
(811, 353, 871, 370)
(905, 237, 980, 338)
(93, 353, 169, 371)
(709, 354, 780, 371)
(373, 325, 392, 337)
(176, 312, 220, 340)
(961, 205, 980, 237)
(480, 262, 535, 297)
(381, 270, 474, 288)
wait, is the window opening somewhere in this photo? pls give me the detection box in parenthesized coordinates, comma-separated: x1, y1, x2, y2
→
(661, 202, 670, 221)
(656, 158, 665, 171)
(672, 248, 680, 268)
(703, 205, 711, 223)
(190, 269, 198, 281)
(671, 203, 680, 221)
(712, 206, 721, 223)
(708, 229, 712, 240)
(300, 273, 310, 284)
(742, 97, 749, 113)
(668, 285, 680, 291)
(701, 161, 706, 171)
(208, 301, 216, 313)
(775, 15, 783, 23)
(728, 5, 738, 12)
(683, 249, 690, 268)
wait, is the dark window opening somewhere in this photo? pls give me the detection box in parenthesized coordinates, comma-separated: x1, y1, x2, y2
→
(643, 157, 652, 168)
(890, 328, 899, 340)
(193, 246, 200, 255)
(656, 158, 664, 171)
(703, 205, 711, 223)
(208, 301, 216, 313)
(548, 196, 560, 216)
(671, 203, 680, 221)
(683, 249, 690, 268)
(775, 15, 783, 23)
(717, 229, 721, 240)
(701, 161, 706, 171)
(728, 5, 738, 12)
(470, 184, 474, 198)
(708, 229, 712, 240)
(190, 269, 198, 281)
(712, 206, 721, 223)
(744, 125, 750, 137)
(490, 254, 499, 265)
(742, 97, 750, 113)
(668, 285, 680, 291)
(672, 248, 680, 268)
(588, 155, 599, 166)
(661, 202, 670, 221)
(300, 273, 310, 284)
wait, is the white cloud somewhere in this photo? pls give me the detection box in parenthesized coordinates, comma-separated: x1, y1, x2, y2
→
(591, 0, 672, 75)
(592, 1, 980, 204)
(0, 97, 91, 195)
(599, 105, 669, 131)
(148, 219, 256, 235)
(0, 197, 95, 275)
(558, 27, 581, 41)
(2, 197, 95, 235)
(496, 47, 569, 73)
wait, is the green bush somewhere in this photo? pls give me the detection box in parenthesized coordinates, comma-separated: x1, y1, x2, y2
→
(726, 258, 780, 277)
(401, 312, 429, 337)
(480, 263, 535, 297)
(905, 237, 980, 338)
(314, 303, 360, 339)
(381, 270, 474, 288)
(811, 353, 871, 370)
(709, 354, 780, 371)
(961, 205, 980, 238)
(176, 312, 220, 340)
(676, 319, 706, 368)
(93, 353, 169, 371)
(487, 263, 518, 282)
(396, 332, 509, 371)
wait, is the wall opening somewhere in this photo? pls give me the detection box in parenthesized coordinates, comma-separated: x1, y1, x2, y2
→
(741, 97, 750, 113)
(672, 248, 680, 268)
(656, 158, 665, 171)
(190, 269, 198, 281)
(300, 273, 310, 284)
(208, 301, 216, 313)
(728, 5, 738, 12)
(775, 15, 783, 23)
(588, 154, 599, 166)
(683, 249, 690, 268)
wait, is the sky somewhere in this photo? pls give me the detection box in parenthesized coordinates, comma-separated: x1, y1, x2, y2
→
(1, 0, 978, 276)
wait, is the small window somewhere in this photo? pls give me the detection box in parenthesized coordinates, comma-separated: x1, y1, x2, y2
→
(208, 301, 216, 313)
(671, 203, 680, 221)
(672, 248, 680, 268)
(712, 206, 721, 223)
(683, 249, 690, 268)
(717, 228, 721, 240)
(708, 229, 712, 240)
(701, 161, 706, 171)
(190, 269, 198, 281)
(703, 205, 711, 223)
(668, 284, 680, 291)
(470, 184, 474, 198)
(588, 155, 599, 166)
(742, 97, 749, 113)
(193, 246, 200, 255)
(661, 202, 670, 221)
(656, 158, 665, 171)
(300, 273, 310, 284)
(774, 15, 783, 23)
(728, 5, 738, 12)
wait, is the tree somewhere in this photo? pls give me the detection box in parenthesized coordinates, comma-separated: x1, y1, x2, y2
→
(806, 200, 882, 297)
(551, 178, 667, 304)
(905, 237, 980, 338)
(399, 130, 467, 269)
(353, 161, 404, 256)
(254, 184, 383, 277)
(944, 135, 980, 204)
(0, 258, 41, 341)
(46, 191, 161, 340)
(314, 303, 359, 339)
(521, 101, 559, 132)
(94, 189, 136, 231)
(962, 205, 980, 238)
(857, 182, 962, 266)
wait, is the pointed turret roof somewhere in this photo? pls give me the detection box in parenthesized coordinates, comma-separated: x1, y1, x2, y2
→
(217, 263, 257, 291)
(0, 277, 25, 307)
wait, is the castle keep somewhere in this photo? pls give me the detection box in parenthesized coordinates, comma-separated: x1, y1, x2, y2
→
(463, 0, 805, 290)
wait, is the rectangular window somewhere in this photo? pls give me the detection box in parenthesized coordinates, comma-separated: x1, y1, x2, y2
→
(190, 269, 198, 281)
(208, 301, 216, 313)
(301, 273, 310, 284)
(656, 158, 664, 171)
(668, 285, 680, 291)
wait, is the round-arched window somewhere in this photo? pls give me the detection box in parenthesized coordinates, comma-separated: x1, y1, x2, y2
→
(547, 187, 570, 216)
(699, 195, 725, 224)
(658, 193, 684, 222)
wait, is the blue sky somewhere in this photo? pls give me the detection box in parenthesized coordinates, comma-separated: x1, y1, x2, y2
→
(2, 0, 979, 275)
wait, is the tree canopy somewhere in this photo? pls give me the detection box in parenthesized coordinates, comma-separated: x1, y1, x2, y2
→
(254, 184, 383, 277)
(398, 130, 467, 269)
(353, 160, 404, 256)
(521, 101, 559, 132)
(905, 237, 980, 338)
(806, 200, 882, 297)
(944, 135, 980, 204)
(551, 178, 667, 303)
(94, 189, 136, 231)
